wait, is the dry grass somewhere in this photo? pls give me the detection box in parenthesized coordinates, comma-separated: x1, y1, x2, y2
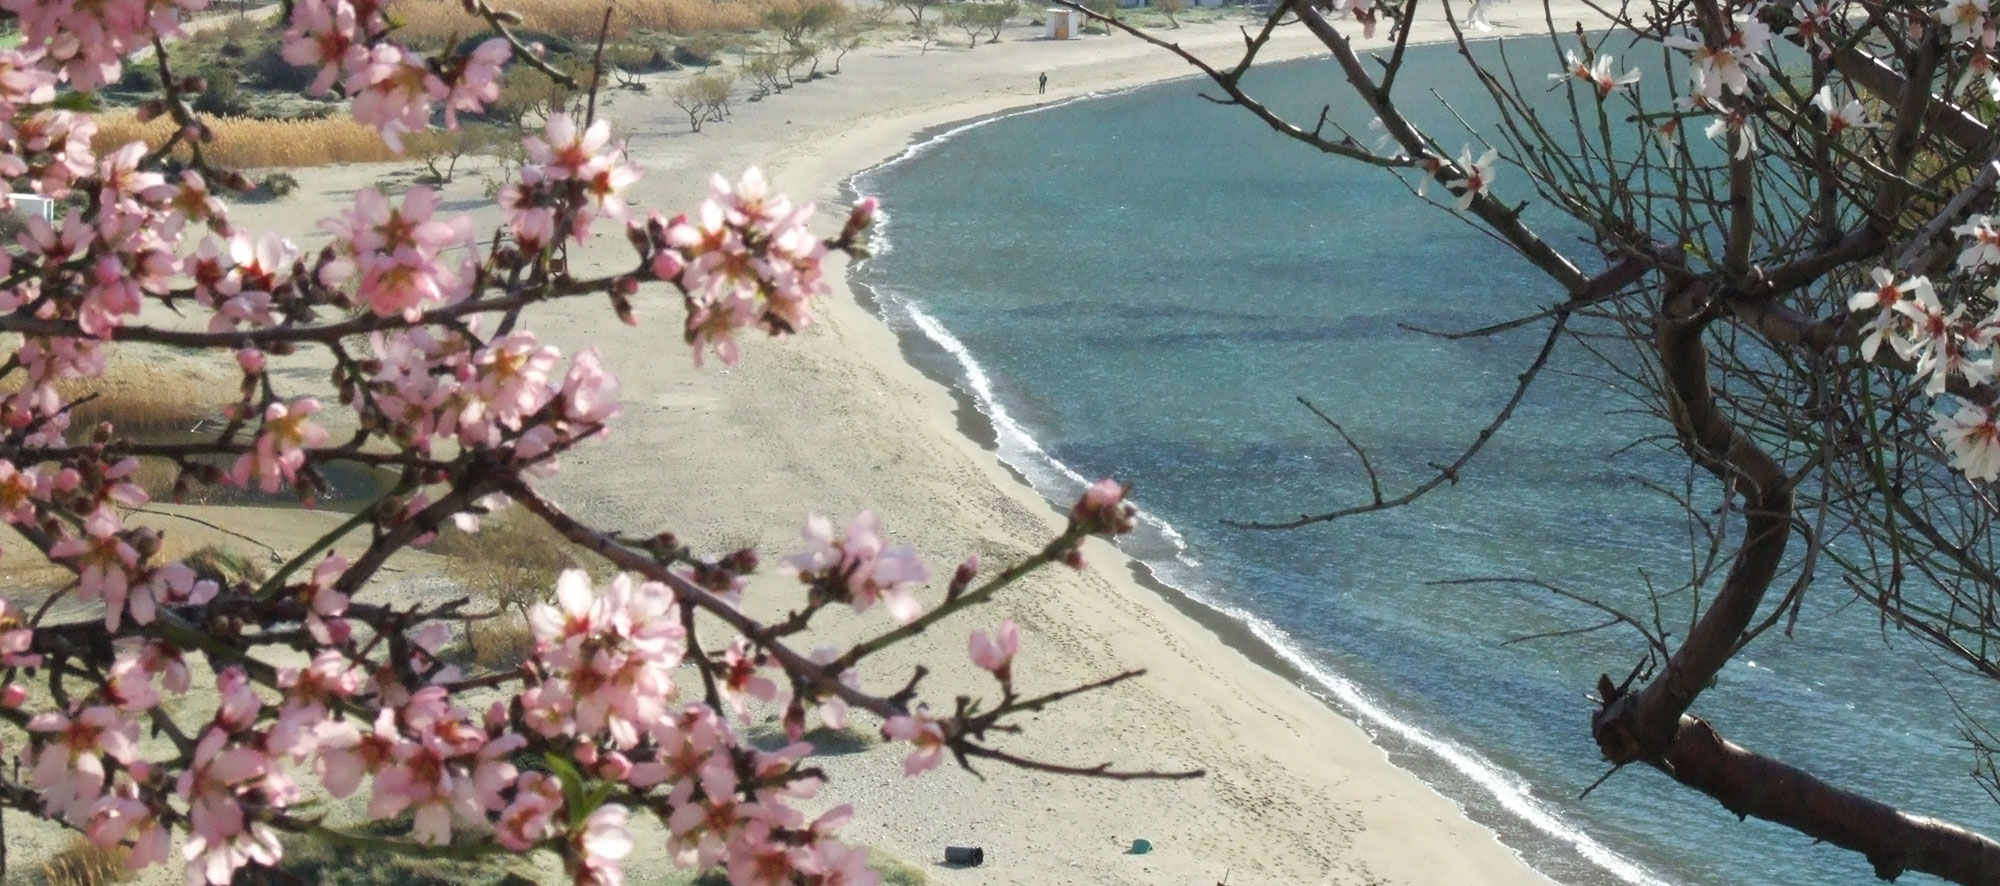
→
(92, 112, 456, 170)
(391, 0, 772, 47)
(465, 612, 538, 670)
(0, 350, 230, 439)
(37, 836, 133, 886)
(0, 350, 231, 501)
(429, 507, 595, 613)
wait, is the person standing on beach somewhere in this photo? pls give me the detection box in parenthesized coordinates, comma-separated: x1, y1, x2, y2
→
(1039, 71, 1048, 93)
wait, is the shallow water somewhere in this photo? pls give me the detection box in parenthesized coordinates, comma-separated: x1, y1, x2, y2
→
(854, 42, 1997, 886)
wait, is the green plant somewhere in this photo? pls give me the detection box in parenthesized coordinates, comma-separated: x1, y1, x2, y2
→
(257, 171, 299, 199)
(180, 544, 265, 587)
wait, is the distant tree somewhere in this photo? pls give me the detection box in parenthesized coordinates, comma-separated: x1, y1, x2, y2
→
(936, 3, 1000, 48)
(764, 0, 849, 50)
(1153, 0, 1183, 28)
(828, 16, 871, 72)
(916, 19, 940, 53)
(989, 0, 1021, 40)
(669, 72, 733, 132)
(1081, 0, 1118, 32)
(898, 0, 942, 29)
(744, 52, 787, 96)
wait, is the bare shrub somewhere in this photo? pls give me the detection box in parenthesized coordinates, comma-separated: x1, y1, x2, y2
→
(465, 612, 538, 670)
(429, 507, 592, 615)
(765, 0, 849, 49)
(671, 73, 735, 131)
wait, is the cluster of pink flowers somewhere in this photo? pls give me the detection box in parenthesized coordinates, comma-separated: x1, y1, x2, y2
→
(0, 0, 1133, 883)
(787, 511, 931, 622)
(280, 0, 509, 150)
(499, 114, 645, 252)
(361, 324, 620, 466)
(1850, 229, 2000, 480)
(654, 168, 852, 366)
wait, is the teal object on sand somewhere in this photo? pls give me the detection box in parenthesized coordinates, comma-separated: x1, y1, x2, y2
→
(1128, 838, 1152, 855)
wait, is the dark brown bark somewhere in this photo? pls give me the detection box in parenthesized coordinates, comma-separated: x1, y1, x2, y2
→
(1597, 282, 1795, 757)
(1588, 281, 2000, 885)
(1651, 714, 2000, 885)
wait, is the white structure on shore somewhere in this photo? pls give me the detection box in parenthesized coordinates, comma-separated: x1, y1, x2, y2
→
(1044, 7, 1082, 38)
(8, 194, 53, 222)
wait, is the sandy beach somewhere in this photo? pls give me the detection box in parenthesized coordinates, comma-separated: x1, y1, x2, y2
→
(15, 5, 1614, 884)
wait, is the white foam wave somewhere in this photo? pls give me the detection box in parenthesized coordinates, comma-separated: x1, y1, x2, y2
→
(893, 284, 1669, 886)
(842, 86, 1671, 886)
(894, 298, 1190, 556)
(1168, 570, 1675, 886)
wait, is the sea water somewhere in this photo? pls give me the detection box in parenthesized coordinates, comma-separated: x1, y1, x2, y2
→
(852, 41, 1997, 886)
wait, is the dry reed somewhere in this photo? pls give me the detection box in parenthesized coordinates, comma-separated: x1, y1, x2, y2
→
(390, 0, 771, 47)
(39, 836, 134, 886)
(92, 112, 454, 170)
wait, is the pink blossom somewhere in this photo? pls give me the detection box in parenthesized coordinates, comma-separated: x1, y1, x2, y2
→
(48, 506, 140, 629)
(786, 511, 928, 621)
(128, 561, 219, 630)
(1069, 479, 1137, 535)
(29, 705, 138, 822)
(87, 786, 171, 870)
(572, 804, 634, 886)
(881, 708, 947, 776)
(0, 598, 42, 667)
(1549, 51, 1641, 97)
(720, 638, 779, 720)
(230, 399, 330, 493)
(346, 43, 446, 152)
(443, 39, 510, 127)
(524, 114, 614, 182)
(1848, 268, 1933, 361)
(1940, 403, 2000, 481)
(1812, 85, 1873, 134)
(969, 618, 1020, 682)
(497, 772, 564, 850)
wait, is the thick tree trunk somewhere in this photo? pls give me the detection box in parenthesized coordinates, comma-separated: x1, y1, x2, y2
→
(1632, 714, 2000, 884)
(1583, 281, 2000, 885)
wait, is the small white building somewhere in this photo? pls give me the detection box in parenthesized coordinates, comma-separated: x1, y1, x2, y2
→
(1044, 8, 1082, 38)
(8, 194, 53, 222)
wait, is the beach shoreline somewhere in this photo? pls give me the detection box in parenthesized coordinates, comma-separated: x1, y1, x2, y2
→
(111, 9, 1622, 884)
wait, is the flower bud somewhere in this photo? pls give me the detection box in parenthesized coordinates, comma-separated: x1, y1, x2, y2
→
(841, 197, 878, 242)
(1067, 479, 1136, 536)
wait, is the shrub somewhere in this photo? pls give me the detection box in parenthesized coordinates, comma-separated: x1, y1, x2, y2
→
(464, 611, 538, 670)
(430, 507, 594, 614)
(38, 836, 133, 886)
(252, 171, 300, 200)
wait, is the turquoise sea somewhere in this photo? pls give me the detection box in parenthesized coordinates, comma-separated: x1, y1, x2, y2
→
(851, 42, 1996, 886)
